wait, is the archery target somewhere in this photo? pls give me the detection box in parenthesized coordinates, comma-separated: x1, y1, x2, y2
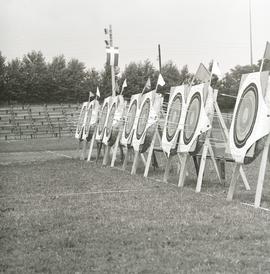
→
(132, 91, 163, 152)
(136, 98, 150, 140)
(105, 102, 116, 137)
(75, 102, 88, 140)
(96, 96, 112, 141)
(82, 99, 100, 141)
(166, 95, 182, 140)
(161, 85, 186, 156)
(121, 93, 141, 146)
(125, 100, 137, 138)
(178, 83, 211, 153)
(229, 72, 270, 163)
(183, 93, 201, 145)
(233, 84, 258, 148)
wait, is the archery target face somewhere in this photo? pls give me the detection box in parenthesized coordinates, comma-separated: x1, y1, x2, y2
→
(233, 84, 258, 148)
(75, 102, 88, 139)
(98, 102, 109, 135)
(183, 93, 201, 145)
(136, 98, 151, 139)
(229, 72, 270, 163)
(105, 102, 117, 137)
(166, 93, 182, 141)
(125, 99, 137, 139)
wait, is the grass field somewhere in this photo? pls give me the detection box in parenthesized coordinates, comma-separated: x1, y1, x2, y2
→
(1, 138, 270, 273)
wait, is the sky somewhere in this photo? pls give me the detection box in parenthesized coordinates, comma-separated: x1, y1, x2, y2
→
(1, 0, 270, 74)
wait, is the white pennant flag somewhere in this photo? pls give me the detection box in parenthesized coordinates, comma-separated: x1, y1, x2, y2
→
(212, 60, 222, 78)
(121, 79, 127, 94)
(96, 87, 100, 98)
(157, 73, 165, 87)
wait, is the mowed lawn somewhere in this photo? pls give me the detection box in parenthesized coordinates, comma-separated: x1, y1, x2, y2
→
(1, 138, 270, 273)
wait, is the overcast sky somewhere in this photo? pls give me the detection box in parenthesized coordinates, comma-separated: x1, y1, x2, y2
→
(1, 0, 270, 74)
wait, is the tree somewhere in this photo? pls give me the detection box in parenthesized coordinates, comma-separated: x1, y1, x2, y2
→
(217, 63, 259, 111)
(0, 52, 6, 102)
(121, 60, 157, 99)
(21, 51, 49, 103)
(65, 58, 86, 102)
(47, 55, 67, 102)
(5, 58, 25, 103)
(84, 68, 101, 100)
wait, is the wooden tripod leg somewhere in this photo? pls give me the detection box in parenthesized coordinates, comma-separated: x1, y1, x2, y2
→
(208, 142, 222, 184)
(131, 151, 139, 175)
(239, 167, 250, 191)
(196, 142, 209, 193)
(143, 132, 157, 177)
(178, 154, 188, 187)
(163, 156, 173, 183)
(226, 163, 241, 201)
(254, 134, 270, 208)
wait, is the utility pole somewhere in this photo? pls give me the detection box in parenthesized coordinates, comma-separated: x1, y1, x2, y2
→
(105, 25, 116, 97)
(109, 25, 116, 97)
(158, 44, 162, 72)
(249, 0, 253, 66)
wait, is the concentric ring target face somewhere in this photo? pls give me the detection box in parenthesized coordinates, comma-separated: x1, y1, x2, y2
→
(106, 103, 116, 137)
(77, 106, 87, 134)
(183, 93, 201, 145)
(136, 98, 150, 140)
(84, 105, 93, 133)
(233, 83, 258, 148)
(125, 100, 137, 139)
(166, 94, 182, 142)
(98, 103, 108, 135)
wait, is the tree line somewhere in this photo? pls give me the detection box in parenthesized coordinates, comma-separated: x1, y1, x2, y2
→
(0, 50, 269, 110)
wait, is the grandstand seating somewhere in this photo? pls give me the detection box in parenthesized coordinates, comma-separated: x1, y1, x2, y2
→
(0, 104, 80, 140)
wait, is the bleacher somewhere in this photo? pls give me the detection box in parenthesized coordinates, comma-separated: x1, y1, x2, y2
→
(0, 104, 80, 140)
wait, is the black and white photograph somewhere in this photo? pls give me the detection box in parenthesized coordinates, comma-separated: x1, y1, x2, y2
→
(1, 0, 270, 273)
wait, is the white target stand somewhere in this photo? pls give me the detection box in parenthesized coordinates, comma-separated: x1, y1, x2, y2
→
(161, 85, 187, 183)
(77, 99, 100, 162)
(176, 83, 212, 187)
(87, 96, 112, 163)
(102, 95, 126, 166)
(121, 93, 141, 171)
(130, 91, 163, 176)
(74, 102, 89, 160)
(254, 133, 270, 207)
(226, 71, 270, 203)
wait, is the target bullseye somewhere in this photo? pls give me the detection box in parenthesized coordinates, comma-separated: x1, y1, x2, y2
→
(233, 84, 258, 148)
(183, 93, 201, 145)
(166, 94, 182, 141)
(136, 98, 150, 139)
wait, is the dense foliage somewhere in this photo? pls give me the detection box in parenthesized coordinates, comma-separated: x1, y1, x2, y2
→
(0, 50, 269, 110)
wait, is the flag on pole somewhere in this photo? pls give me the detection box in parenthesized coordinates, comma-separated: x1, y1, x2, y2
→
(212, 60, 222, 78)
(263, 41, 270, 60)
(157, 73, 165, 87)
(142, 77, 151, 94)
(96, 87, 100, 98)
(106, 46, 119, 67)
(195, 63, 211, 83)
(121, 79, 127, 94)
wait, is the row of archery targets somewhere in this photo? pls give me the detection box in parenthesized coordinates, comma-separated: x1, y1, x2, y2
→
(75, 45, 270, 209)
